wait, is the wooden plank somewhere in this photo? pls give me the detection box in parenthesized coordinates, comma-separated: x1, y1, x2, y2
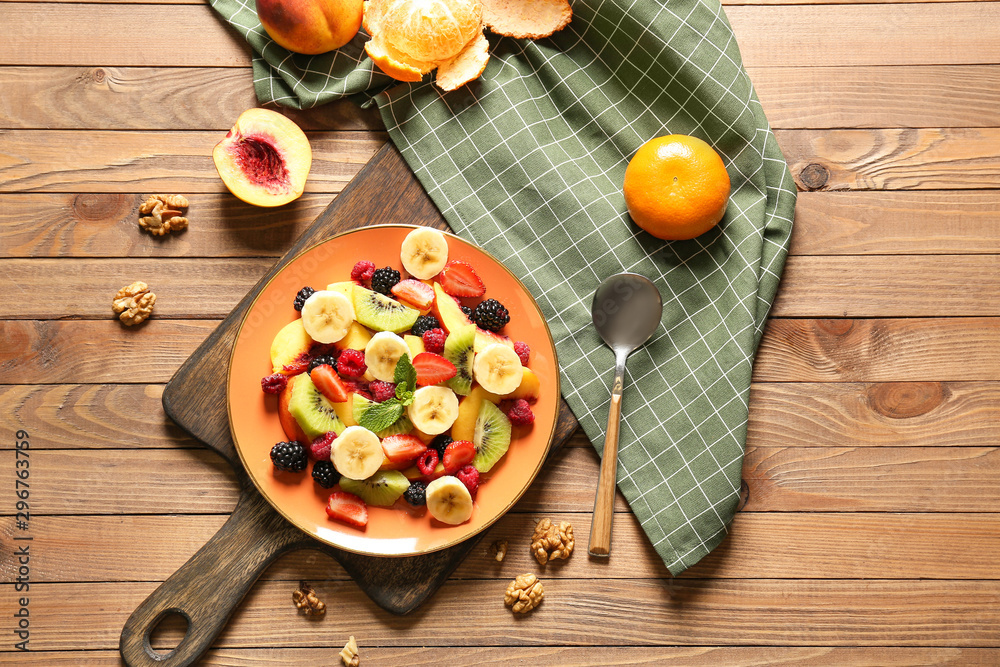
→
(747, 382, 1000, 448)
(754, 318, 1000, 383)
(4, 190, 998, 258)
(9, 647, 1000, 667)
(0, 66, 381, 131)
(5, 254, 1000, 319)
(749, 65, 1000, 129)
(777, 128, 1000, 191)
(4, 318, 998, 385)
(0, 320, 216, 384)
(4, 445, 999, 515)
(790, 191, 1000, 255)
(771, 255, 1000, 317)
(5, 381, 998, 451)
(8, 512, 1000, 583)
(0, 193, 333, 259)
(0, 130, 384, 193)
(13, 579, 1000, 650)
(4, 4, 1000, 68)
(6, 65, 1000, 132)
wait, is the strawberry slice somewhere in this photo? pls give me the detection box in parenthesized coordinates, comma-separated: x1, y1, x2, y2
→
(436, 260, 486, 298)
(442, 439, 476, 473)
(391, 279, 435, 310)
(325, 491, 368, 527)
(412, 352, 457, 386)
(310, 364, 349, 403)
(381, 434, 428, 465)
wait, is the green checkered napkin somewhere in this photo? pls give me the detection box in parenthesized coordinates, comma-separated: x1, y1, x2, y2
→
(210, 0, 796, 574)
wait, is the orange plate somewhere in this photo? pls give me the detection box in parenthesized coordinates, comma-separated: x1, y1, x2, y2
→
(228, 225, 560, 556)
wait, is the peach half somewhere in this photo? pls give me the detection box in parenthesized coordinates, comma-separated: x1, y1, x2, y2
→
(257, 0, 363, 55)
(213, 108, 312, 208)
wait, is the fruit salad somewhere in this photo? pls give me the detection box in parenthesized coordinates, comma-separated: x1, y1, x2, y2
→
(261, 228, 541, 528)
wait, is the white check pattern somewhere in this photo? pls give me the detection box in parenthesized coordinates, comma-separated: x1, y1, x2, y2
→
(209, 0, 796, 574)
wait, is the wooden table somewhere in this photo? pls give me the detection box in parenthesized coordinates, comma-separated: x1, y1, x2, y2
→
(3, 0, 1000, 664)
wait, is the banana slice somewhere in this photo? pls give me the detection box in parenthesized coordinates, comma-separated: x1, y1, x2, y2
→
(473, 343, 524, 395)
(425, 475, 474, 524)
(332, 426, 384, 480)
(407, 385, 459, 435)
(365, 331, 410, 382)
(300, 290, 354, 344)
(400, 227, 449, 280)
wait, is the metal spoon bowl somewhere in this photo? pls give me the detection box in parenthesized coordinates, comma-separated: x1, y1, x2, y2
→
(588, 273, 663, 556)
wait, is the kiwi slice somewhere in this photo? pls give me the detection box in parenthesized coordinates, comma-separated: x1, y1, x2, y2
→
(352, 286, 420, 334)
(288, 374, 346, 440)
(340, 470, 410, 506)
(444, 324, 476, 396)
(351, 394, 414, 437)
(472, 399, 512, 473)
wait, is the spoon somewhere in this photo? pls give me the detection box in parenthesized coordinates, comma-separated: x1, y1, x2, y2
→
(588, 272, 663, 557)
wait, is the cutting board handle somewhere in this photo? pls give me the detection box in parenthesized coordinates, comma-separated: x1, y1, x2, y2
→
(119, 487, 312, 667)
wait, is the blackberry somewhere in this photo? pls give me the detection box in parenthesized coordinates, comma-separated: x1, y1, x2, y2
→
(311, 460, 340, 488)
(293, 287, 316, 311)
(270, 441, 307, 472)
(472, 299, 510, 332)
(371, 267, 401, 295)
(309, 352, 339, 372)
(429, 434, 453, 458)
(461, 305, 474, 318)
(410, 315, 442, 337)
(403, 480, 427, 506)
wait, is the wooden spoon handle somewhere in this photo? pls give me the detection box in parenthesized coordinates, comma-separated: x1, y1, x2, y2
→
(119, 489, 312, 667)
(589, 355, 626, 556)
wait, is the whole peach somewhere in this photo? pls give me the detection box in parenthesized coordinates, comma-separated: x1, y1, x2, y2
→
(257, 0, 363, 54)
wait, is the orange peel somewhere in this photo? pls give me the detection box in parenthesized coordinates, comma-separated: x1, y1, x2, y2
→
(482, 0, 571, 39)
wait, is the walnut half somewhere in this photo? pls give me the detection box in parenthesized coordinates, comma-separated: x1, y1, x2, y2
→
(530, 518, 574, 565)
(340, 635, 360, 666)
(111, 281, 156, 326)
(504, 573, 544, 613)
(139, 194, 189, 236)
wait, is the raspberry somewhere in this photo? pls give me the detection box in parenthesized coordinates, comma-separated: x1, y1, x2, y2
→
(260, 373, 288, 394)
(416, 449, 439, 476)
(311, 460, 340, 489)
(270, 441, 307, 472)
(337, 349, 367, 378)
(293, 287, 315, 312)
(421, 328, 446, 354)
(472, 299, 510, 332)
(514, 341, 530, 366)
(309, 351, 340, 372)
(410, 315, 442, 337)
(429, 434, 452, 457)
(342, 379, 372, 400)
(371, 267, 401, 295)
(507, 399, 535, 426)
(308, 431, 337, 461)
(370, 381, 397, 403)
(403, 480, 427, 506)
(351, 260, 376, 283)
(455, 464, 480, 497)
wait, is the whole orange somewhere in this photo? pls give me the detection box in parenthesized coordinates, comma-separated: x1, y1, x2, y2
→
(623, 134, 731, 240)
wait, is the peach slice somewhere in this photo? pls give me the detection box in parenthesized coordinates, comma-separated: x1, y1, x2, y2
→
(270, 318, 313, 373)
(257, 0, 363, 55)
(213, 108, 312, 208)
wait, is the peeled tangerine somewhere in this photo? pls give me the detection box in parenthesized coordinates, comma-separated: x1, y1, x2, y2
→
(213, 108, 312, 207)
(363, 0, 572, 91)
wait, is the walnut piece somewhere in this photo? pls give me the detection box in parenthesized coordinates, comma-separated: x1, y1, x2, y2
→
(490, 539, 508, 562)
(292, 581, 326, 617)
(530, 518, 574, 565)
(340, 635, 360, 666)
(111, 281, 156, 326)
(139, 194, 189, 236)
(504, 573, 544, 613)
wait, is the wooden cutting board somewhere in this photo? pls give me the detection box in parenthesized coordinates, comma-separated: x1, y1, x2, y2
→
(119, 142, 579, 667)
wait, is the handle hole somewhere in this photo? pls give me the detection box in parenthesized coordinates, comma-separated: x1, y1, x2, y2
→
(148, 610, 190, 658)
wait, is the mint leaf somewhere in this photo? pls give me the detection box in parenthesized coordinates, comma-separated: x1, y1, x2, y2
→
(396, 389, 414, 407)
(393, 353, 417, 393)
(359, 399, 403, 434)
